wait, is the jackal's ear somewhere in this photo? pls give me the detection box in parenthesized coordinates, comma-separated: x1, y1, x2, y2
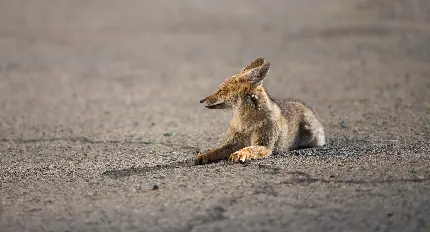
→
(248, 62, 271, 85)
(242, 58, 265, 72)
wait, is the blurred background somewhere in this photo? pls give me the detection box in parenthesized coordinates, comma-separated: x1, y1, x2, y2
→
(1, 0, 429, 147)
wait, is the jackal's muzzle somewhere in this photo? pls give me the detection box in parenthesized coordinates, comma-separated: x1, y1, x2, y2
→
(200, 98, 226, 109)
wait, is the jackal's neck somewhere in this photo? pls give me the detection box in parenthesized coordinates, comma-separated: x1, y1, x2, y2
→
(232, 86, 280, 123)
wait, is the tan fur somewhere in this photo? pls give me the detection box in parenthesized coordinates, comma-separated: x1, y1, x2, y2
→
(195, 58, 325, 165)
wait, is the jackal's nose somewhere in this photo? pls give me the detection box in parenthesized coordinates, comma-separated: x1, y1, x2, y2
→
(200, 99, 205, 104)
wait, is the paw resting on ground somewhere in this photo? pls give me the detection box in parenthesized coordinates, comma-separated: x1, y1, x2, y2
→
(229, 146, 272, 163)
(194, 153, 210, 165)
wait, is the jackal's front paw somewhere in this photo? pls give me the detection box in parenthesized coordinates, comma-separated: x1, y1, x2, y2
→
(229, 146, 272, 164)
(194, 153, 210, 165)
(229, 150, 249, 163)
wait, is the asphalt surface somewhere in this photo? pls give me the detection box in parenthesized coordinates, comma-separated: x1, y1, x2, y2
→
(1, 0, 430, 231)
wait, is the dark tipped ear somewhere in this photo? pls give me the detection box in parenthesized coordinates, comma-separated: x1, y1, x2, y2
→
(248, 62, 271, 85)
(242, 57, 265, 72)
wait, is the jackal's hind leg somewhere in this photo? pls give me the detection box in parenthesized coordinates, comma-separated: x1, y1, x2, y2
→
(229, 146, 272, 163)
(298, 113, 325, 148)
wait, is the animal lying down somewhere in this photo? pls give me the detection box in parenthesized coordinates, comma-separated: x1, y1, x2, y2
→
(195, 58, 325, 165)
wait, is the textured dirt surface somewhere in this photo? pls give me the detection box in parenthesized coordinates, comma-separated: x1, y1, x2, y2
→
(1, 0, 430, 231)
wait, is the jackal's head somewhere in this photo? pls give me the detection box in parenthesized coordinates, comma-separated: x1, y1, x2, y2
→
(200, 58, 271, 109)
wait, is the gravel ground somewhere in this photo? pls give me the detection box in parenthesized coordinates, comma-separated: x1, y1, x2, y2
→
(1, 0, 430, 231)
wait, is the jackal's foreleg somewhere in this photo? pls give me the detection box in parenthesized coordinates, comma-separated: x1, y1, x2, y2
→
(228, 146, 272, 163)
(194, 144, 238, 165)
(229, 128, 276, 163)
(194, 132, 243, 165)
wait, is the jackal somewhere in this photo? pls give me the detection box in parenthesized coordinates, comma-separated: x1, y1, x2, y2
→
(195, 58, 325, 165)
